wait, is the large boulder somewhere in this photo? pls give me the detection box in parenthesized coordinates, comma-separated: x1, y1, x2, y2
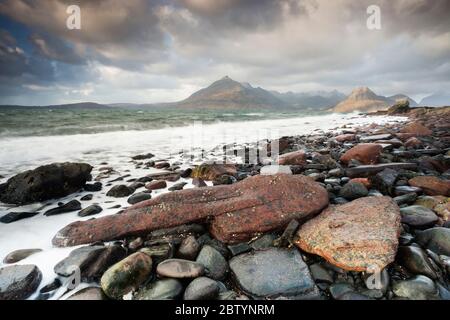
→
(0, 162, 92, 205)
(229, 248, 320, 299)
(295, 196, 401, 272)
(0, 265, 42, 300)
(52, 174, 329, 247)
(340, 143, 383, 165)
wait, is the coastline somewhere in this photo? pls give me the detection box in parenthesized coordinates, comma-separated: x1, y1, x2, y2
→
(0, 106, 449, 301)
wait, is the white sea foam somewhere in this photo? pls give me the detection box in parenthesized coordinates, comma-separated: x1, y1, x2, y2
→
(0, 112, 406, 299)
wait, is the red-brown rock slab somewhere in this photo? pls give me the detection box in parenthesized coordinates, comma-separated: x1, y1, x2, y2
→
(335, 134, 356, 143)
(409, 176, 450, 196)
(404, 137, 422, 148)
(400, 122, 432, 136)
(295, 196, 401, 272)
(395, 133, 417, 141)
(340, 143, 383, 165)
(145, 180, 167, 190)
(277, 150, 307, 166)
(53, 174, 329, 247)
(190, 164, 237, 181)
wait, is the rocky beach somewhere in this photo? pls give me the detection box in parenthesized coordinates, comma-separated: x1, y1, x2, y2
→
(1, 104, 450, 301)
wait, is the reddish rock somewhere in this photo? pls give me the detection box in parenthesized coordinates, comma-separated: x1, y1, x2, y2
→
(395, 133, 417, 141)
(335, 134, 356, 143)
(52, 174, 329, 247)
(400, 122, 432, 136)
(350, 178, 371, 189)
(295, 196, 401, 272)
(154, 162, 170, 169)
(277, 150, 307, 166)
(145, 180, 167, 190)
(409, 176, 450, 196)
(340, 143, 383, 165)
(404, 137, 422, 148)
(190, 164, 237, 181)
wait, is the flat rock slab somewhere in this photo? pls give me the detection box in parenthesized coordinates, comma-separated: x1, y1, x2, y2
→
(229, 248, 320, 299)
(409, 176, 450, 196)
(295, 196, 401, 272)
(0, 264, 42, 300)
(52, 174, 329, 247)
(340, 143, 383, 165)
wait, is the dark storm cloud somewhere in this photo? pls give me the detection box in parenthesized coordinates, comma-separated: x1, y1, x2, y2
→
(0, 0, 449, 105)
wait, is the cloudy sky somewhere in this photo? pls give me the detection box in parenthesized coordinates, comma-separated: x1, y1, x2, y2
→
(0, 0, 449, 105)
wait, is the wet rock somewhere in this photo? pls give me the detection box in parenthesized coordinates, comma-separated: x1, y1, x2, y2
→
(44, 200, 81, 216)
(370, 168, 399, 195)
(40, 278, 62, 294)
(78, 204, 103, 217)
(212, 175, 236, 186)
(84, 182, 102, 192)
(400, 206, 438, 229)
(0, 211, 39, 224)
(168, 182, 187, 191)
(128, 182, 145, 190)
(66, 287, 107, 300)
(346, 163, 417, 178)
(100, 252, 153, 299)
(273, 219, 299, 247)
(145, 180, 167, 190)
(80, 194, 93, 201)
(339, 181, 368, 200)
(196, 245, 228, 281)
(397, 246, 438, 279)
(415, 227, 450, 256)
(3, 249, 42, 264)
(191, 164, 237, 181)
(395, 186, 423, 196)
(405, 137, 423, 148)
(335, 134, 355, 143)
(229, 248, 320, 299)
(250, 234, 276, 250)
(184, 277, 220, 300)
(394, 193, 418, 206)
(409, 176, 450, 196)
(393, 275, 439, 300)
(227, 243, 251, 256)
(192, 178, 207, 187)
(309, 263, 333, 284)
(340, 143, 383, 165)
(156, 259, 204, 279)
(127, 192, 151, 205)
(54, 245, 126, 281)
(140, 244, 173, 263)
(329, 283, 354, 300)
(132, 153, 154, 160)
(106, 185, 134, 198)
(401, 122, 432, 136)
(180, 168, 193, 178)
(177, 235, 200, 260)
(360, 134, 392, 142)
(277, 150, 307, 166)
(295, 196, 401, 271)
(0, 264, 42, 300)
(133, 279, 183, 300)
(0, 162, 92, 205)
(53, 174, 329, 247)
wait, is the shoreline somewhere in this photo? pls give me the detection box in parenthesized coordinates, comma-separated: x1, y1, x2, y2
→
(0, 106, 449, 301)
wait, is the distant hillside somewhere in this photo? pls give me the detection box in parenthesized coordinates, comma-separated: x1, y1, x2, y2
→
(0, 102, 111, 110)
(333, 87, 417, 113)
(175, 76, 289, 110)
(420, 92, 450, 107)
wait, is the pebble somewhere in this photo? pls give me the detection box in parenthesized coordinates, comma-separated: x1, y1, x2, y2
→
(156, 259, 204, 279)
(133, 279, 183, 300)
(44, 200, 81, 216)
(127, 192, 152, 205)
(339, 181, 368, 200)
(177, 235, 200, 260)
(0, 264, 42, 300)
(183, 277, 220, 300)
(3, 248, 42, 264)
(392, 275, 439, 300)
(106, 185, 134, 198)
(78, 204, 103, 217)
(396, 246, 438, 279)
(196, 245, 229, 281)
(400, 205, 439, 229)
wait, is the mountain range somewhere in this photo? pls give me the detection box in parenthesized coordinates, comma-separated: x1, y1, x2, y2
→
(1, 76, 448, 112)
